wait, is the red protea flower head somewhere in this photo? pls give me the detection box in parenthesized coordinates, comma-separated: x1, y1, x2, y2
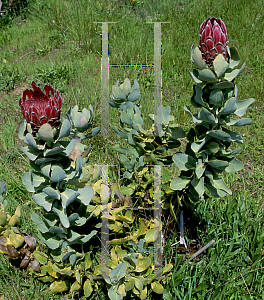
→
(199, 17, 228, 66)
(19, 82, 63, 133)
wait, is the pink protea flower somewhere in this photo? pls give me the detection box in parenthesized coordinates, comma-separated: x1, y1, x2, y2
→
(199, 17, 228, 66)
(19, 82, 63, 133)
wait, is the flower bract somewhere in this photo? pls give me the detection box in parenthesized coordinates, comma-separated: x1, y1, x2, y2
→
(19, 82, 63, 133)
(199, 17, 228, 66)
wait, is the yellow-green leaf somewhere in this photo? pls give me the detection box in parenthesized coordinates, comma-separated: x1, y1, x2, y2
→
(162, 264, 173, 274)
(151, 281, 164, 294)
(135, 257, 151, 272)
(125, 277, 135, 291)
(144, 229, 155, 243)
(85, 252, 92, 270)
(139, 286, 148, 299)
(49, 280, 68, 293)
(84, 279, 93, 297)
(118, 283, 126, 298)
(70, 281, 81, 293)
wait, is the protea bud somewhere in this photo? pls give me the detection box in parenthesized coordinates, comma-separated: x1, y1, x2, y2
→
(19, 82, 63, 133)
(199, 17, 228, 66)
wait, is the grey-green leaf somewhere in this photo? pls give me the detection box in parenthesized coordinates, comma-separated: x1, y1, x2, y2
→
(198, 69, 217, 82)
(173, 154, 197, 171)
(59, 119, 71, 139)
(32, 192, 53, 212)
(219, 97, 237, 115)
(110, 263, 127, 283)
(234, 98, 255, 117)
(171, 178, 190, 190)
(50, 165, 67, 183)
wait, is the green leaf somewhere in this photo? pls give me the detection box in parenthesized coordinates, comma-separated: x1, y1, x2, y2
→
(198, 69, 217, 82)
(50, 165, 67, 182)
(24, 133, 40, 149)
(128, 89, 140, 102)
(39, 232, 60, 249)
(224, 62, 246, 81)
(196, 161, 205, 178)
(130, 79, 139, 95)
(206, 141, 219, 154)
(191, 46, 207, 69)
(207, 160, 229, 171)
(112, 85, 127, 100)
(171, 178, 190, 190)
(35, 157, 56, 165)
(123, 78, 131, 95)
(144, 228, 155, 243)
(32, 192, 53, 212)
(212, 177, 232, 194)
(192, 177, 204, 197)
(110, 263, 127, 283)
(207, 130, 231, 142)
(34, 251, 48, 265)
(193, 85, 209, 108)
(43, 187, 60, 200)
(173, 154, 197, 171)
(198, 107, 216, 123)
(184, 106, 202, 124)
(37, 123, 54, 141)
(157, 106, 170, 125)
(41, 163, 51, 178)
(225, 159, 243, 172)
(120, 186, 134, 195)
(228, 118, 252, 126)
(63, 139, 76, 156)
(44, 145, 64, 157)
(70, 254, 77, 265)
(82, 107, 91, 122)
(108, 286, 122, 300)
(121, 111, 133, 126)
(234, 98, 255, 117)
(206, 185, 227, 198)
(58, 119, 71, 139)
(134, 276, 144, 292)
(219, 97, 237, 115)
(19, 145, 39, 161)
(213, 54, 229, 78)
(52, 205, 70, 228)
(18, 120, 27, 140)
(32, 213, 49, 233)
(61, 189, 80, 208)
(229, 47, 240, 69)
(83, 279, 93, 298)
(187, 69, 203, 84)
(209, 89, 223, 107)
(170, 126, 186, 139)
(222, 128, 243, 143)
(77, 186, 94, 205)
(212, 81, 234, 90)
(80, 230, 97, 244)
(22, 171, 35, 192)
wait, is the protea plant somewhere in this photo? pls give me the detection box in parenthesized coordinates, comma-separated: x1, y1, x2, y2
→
(19, 81, 63, 133)
(199, 17, 228, 66)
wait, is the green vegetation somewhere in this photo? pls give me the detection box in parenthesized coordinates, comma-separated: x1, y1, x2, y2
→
(0, 0, 263, 299)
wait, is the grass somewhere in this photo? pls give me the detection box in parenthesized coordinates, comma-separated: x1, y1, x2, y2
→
(0, 0, 263, 299)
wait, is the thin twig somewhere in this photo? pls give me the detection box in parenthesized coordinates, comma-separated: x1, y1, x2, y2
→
(12, 51, 33, 65)
(238, 267, 254, 300)
(223, 265, 264, 286)
(188, 240, 215, 262)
